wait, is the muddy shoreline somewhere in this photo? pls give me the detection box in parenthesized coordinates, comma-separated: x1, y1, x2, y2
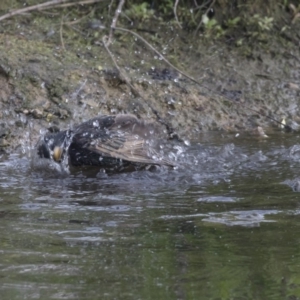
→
(0, 3, 300, 154)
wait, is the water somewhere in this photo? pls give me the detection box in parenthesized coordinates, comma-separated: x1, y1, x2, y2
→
(1, 132, 300, 299)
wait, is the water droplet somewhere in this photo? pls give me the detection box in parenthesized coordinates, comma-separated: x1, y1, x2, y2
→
(93, 120, 99, 127)
(184, 140, 191, 146)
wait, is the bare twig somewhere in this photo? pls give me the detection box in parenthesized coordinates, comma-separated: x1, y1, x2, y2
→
(174, 0, 182, 29)
(59, 11, 72, 51)
(50, 0, 103, 9)
(0, 0, 67, 21)
(107, 0, 126, 46)
(195, 0, 215, 34)
(108, 0, 115, 14)
(66, 24, 85, 36)
(102, 35, 177, 137)
(113, 26, 203, 86)
(102, 35, 140, 97)
(60, 16, 66, 51)
(64, 8, 94, 26)
(193, 0, 211, 11)
(106, 19, 290, 135)
(110, 27, 289, 131)
(0, 0, 103, 22)
(71, 79, 87, 100)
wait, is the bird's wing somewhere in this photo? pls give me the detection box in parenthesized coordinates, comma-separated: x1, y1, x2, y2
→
(86, 131, 174, 166)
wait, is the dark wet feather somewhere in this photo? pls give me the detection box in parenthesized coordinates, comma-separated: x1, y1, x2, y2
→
(37, 114, 175, 168)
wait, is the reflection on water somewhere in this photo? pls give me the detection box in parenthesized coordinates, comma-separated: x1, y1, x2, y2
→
(1, 132, 300, 299)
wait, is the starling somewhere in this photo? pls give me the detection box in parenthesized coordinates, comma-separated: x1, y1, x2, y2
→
(36, 114, 175, 171)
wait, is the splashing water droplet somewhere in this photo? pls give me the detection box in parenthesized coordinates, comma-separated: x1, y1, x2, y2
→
(93, 120, 99, 127)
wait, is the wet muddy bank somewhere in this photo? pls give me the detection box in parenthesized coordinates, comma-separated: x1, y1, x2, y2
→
(0, 2, 299, 155)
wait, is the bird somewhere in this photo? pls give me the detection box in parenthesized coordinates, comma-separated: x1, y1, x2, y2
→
(36, 114, 175, 171)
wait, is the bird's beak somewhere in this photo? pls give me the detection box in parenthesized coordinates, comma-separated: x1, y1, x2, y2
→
(53, 146, 63, 162)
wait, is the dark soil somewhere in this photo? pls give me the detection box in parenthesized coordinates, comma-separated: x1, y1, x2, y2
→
(0, 1, 300, 154)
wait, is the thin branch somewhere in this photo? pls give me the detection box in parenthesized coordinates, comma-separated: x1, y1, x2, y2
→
(107, 0, 126, 46)
(104, 23, 289, 134)
(102, 35, 177, 137)
(52, 0, 104, 8)
(174, 0, 182, 29)
(113, 26, 203, 86)
(111, 27, 290, 130)
(194, 0, 211, 11)
(108, 0, 115, 14)
(0, 0, 68, 21)
(102, 35, 140, 97)
(66, 24, 86, 36)
(64, 8, 95, 26)
(71, 79, 87, 100)
(60, 16, 66, 51)
(0, 0, 103, 22)
(195, 0, 216, 34)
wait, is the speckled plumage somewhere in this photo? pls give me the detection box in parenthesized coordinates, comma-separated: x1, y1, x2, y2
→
(37, 114, 174, 170)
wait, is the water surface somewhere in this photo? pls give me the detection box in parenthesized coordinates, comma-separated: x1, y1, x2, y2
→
(1, 132, 300, 300)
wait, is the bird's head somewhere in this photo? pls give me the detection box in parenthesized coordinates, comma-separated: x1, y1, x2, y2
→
(37, 130, 71, 163)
